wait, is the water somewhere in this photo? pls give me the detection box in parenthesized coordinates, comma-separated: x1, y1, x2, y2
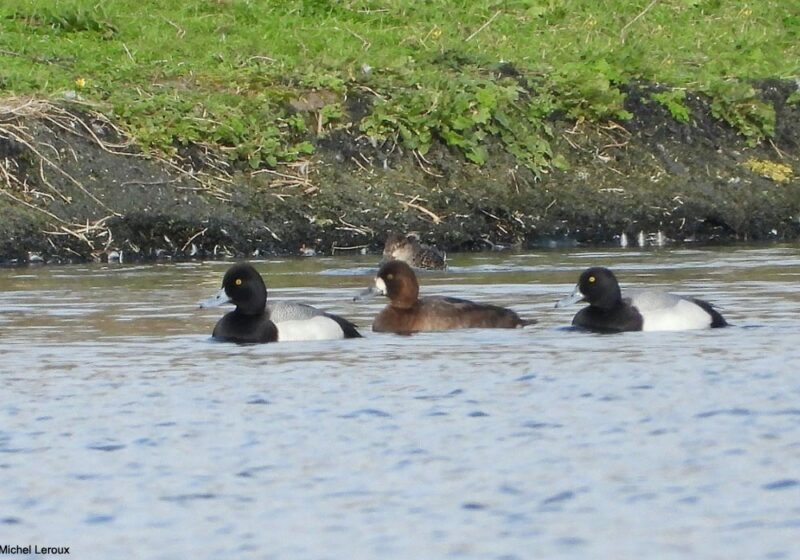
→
(1, 246, 799, 559)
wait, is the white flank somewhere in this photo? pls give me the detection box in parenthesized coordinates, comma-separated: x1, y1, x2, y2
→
(639, 297, 712, 331)
(276, 316, 345, 341)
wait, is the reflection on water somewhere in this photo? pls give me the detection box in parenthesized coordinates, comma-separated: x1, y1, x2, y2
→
(1, 246, 799, 559)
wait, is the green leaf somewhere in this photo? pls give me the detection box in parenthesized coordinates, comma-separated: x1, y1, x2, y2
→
(451, 115, 474, 131)
(475, 88, 497, 109)
(440, 128, 466, 147)
(465, 145, 488, 165)
(471, 106, 492, 124)
(295, 141, 315, 154)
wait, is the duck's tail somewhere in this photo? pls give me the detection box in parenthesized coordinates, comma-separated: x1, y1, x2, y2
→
(327, 313, 363, 338)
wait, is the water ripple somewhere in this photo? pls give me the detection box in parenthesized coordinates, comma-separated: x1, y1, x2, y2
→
(1, 247, 799, 559)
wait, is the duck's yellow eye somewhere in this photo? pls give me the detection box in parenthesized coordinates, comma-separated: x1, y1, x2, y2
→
(588, 276, 596, 283)
(235, 278, 243, 286)
(386, 273, 394, 280)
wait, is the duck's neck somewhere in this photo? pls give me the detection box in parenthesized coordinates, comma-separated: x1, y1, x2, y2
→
(390, 276, 419, 309)
(593, 286, 622, 310)
(237, 285, 267, 315)
(391, 295, 419, 310)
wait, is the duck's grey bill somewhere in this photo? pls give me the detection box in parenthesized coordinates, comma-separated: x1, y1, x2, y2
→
(199, 287, 231, 308)
(353, 287, 380, 302)
(555, 286, 585, 308)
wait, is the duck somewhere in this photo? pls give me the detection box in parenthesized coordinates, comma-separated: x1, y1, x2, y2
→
(556, 266, 728, 332)
(382, 233, 446, 270)
(199, 263, 361, 343)
(299, 243, 317, 257)
(356, 260, 534, 333)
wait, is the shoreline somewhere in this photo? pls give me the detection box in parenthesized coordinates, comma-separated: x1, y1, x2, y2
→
(1, 81, 798, 265)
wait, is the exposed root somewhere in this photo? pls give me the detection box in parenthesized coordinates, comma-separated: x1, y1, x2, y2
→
(1, 99, 117, 257)
(412, 149, 443, 177)
(397, 194, 444, 224)
(0, 96, 230, 255)
(336, 214, 372, 236)
(251, 159, 318, 194)
(181, 228, 208, 252)
(1, 96, 120, 215)
(331, 243, 369, 253)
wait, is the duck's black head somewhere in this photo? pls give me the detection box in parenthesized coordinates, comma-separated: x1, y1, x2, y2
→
(557, 267, 623, 311)
(576, 267, 622, 309)
(201, 263, 268, 315)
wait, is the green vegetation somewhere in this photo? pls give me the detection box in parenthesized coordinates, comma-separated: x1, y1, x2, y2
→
(1, 0, 798, 174)
(360, 74, 558, 173)
(709, 81, 777, 145)
(651, 89, 690, 124)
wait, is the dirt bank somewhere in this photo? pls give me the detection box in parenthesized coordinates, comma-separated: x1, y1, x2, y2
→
(1, 81, 798, 264)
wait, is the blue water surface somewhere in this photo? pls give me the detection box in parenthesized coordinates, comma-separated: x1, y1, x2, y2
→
(1, 246, 799, 559)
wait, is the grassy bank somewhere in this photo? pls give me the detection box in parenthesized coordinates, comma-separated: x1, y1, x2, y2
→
(1, 1, 799, 262)
(2, 0, 798, 174)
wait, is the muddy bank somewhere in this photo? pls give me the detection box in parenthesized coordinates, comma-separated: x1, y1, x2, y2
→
(1, 81, 799, 264)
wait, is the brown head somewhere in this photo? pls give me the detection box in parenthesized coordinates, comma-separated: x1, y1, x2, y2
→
(362, 260, 420, 309)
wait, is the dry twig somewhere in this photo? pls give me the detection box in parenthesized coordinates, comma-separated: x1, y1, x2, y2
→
(397, 194, 444, 224)
(620, 0, 660, 42)
(181, 228, 208, 252)
(466, 10, 502, 42)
